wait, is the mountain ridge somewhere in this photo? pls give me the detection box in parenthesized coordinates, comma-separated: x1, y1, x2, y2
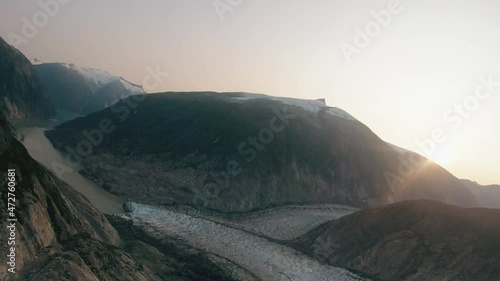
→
(461, 179, 500, 208)
(45, 92, 477, 212)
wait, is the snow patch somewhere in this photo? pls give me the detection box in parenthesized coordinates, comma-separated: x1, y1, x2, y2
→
(30, 58, 43, 65)
(326, 107, 357, 121)
(120, 79, 146, 94)
(231, 93, 357, 121)
(61, 63, 145, 94)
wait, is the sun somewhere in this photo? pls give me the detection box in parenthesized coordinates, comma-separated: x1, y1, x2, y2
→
(426, 147, 452, 167)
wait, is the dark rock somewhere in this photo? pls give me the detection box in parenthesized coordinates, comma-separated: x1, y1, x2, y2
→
(289, 199, 500, 281)
(0, 37, 55, 119)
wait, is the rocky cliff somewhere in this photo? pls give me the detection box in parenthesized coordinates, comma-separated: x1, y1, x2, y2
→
(0, 37, 55, 119)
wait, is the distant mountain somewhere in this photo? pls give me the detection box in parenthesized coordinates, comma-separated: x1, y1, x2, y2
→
(33, 62, 145, 115)
(0, 37, 55, 119)
(45, 92, 477, 212)
(0, 114, 238, 281)
(290, 200, 500, 281)
(461, 179, 500, 208)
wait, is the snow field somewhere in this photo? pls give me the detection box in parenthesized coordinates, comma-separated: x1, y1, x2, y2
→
(230, 93, 357, 121)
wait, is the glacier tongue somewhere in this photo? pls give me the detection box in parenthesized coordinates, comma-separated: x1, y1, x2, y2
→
(126, 203, 368, 281)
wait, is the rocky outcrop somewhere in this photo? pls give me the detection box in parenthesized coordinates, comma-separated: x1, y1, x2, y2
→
(290, 200, 500, 281)
(0, 114, 119, 279)
(0, 37, 55, 119)
(45, 92, 477, 212)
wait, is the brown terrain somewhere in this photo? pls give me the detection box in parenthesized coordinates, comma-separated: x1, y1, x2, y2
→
(290, 199, 500, 281)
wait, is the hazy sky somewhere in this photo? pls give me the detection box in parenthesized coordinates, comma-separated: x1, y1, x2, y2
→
(1, 0, 499, 184)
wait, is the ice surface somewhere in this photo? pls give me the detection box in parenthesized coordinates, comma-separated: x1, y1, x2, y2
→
(126, 203, 368, 281)
(173, 204, 359, 240)
(231, 93, 357, 121)
(120, 79, 146, 94)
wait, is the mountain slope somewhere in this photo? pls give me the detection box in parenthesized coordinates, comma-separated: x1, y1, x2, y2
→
(290, 200, 500, 281)
(461, 179, 500, 208)
(45, 92, 477, 212)
(0, 37, 55, 119)
(34, 63, 145, 115)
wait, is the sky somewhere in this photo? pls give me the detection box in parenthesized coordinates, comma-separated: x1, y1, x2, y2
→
(1, 0, 499, 184)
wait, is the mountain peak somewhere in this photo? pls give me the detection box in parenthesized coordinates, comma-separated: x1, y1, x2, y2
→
(33, 62, 146, 115)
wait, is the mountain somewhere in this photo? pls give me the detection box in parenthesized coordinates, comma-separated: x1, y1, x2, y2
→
(290, 200, 500, 281)
(0, 115, 239, 281)
(0, 37, 55, 119)
(33, 63, 145, 115)
(45, 92, 477, 212)
(461, 179, 500, 208)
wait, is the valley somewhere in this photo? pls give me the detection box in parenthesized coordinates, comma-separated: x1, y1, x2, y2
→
(1, 3, 499, 278)
(16, 121, 369, 280)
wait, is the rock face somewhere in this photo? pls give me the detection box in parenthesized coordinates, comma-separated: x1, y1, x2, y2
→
(46, 92, 477, 212)
(0, 116, 236, 281)
(0, 37, 55, 119)
(461, 179, 500, 209)
(33, 63, 145, 115)
(0, 115, 119, 279)
(290, 200, 500, 281)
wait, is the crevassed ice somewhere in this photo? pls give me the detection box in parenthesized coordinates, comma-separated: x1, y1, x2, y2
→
(129, 203, 368, 281)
